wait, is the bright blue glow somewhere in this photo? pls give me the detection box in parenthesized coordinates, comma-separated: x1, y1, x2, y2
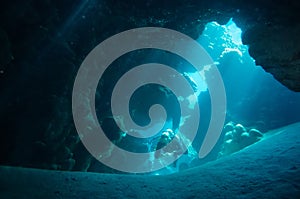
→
(185, 71, 208, 94)
(226, 18, 243, 45)
(185, 18, 247, 98)
(195, 19, 300, 132)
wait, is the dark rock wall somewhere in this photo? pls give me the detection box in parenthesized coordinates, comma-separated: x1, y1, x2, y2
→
(241, 1, 300, 92)
(0, 0, 299, 171)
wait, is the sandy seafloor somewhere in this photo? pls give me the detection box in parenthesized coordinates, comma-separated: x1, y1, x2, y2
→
(1, 123, 300, 198)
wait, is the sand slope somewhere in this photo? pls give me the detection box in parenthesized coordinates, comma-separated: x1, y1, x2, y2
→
(1, 123, 300, 198)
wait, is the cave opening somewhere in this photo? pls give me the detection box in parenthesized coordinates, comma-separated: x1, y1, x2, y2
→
(87, 18, 300, 176)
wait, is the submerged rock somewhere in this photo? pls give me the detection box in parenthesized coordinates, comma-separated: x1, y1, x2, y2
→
(219, 122, 264, 157)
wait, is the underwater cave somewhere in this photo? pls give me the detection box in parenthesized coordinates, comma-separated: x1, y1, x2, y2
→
(0, 0, 300, 198)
